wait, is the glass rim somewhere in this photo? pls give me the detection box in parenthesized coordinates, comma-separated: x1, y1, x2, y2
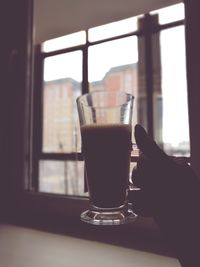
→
(76, 90, 134, 109)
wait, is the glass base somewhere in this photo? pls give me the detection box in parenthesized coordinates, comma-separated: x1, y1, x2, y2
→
(80, 203, 137, 225)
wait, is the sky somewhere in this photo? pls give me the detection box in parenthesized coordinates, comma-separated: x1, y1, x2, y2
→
(43, 36, 138, 83)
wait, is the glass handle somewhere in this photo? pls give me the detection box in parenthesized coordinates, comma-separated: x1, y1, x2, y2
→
(129, 143, 141, 191)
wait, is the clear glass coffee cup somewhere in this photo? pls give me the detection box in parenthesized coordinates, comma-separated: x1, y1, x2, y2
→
(76, 90, 137, 225)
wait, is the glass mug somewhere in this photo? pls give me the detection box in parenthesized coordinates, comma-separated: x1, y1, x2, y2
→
(77, 90, 137, 225)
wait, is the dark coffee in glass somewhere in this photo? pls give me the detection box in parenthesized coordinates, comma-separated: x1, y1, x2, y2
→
(77, 90, 137, 225)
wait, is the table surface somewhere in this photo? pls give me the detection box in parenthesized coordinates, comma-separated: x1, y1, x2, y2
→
(0, 224, 181, 267)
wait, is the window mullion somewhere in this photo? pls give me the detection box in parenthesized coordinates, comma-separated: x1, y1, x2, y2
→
(144, 14, 156, 139)
(82, 31, 89, 94)
(138, 14, 160, 140)
(32, 44, 44, 192)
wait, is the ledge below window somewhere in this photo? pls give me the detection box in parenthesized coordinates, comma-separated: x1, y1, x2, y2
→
(0, 224, 181, 267)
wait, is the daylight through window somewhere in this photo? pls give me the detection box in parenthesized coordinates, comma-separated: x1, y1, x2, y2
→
(33, 3, 189, 197)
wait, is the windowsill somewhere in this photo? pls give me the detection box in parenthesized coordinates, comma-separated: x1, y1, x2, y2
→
(2, 191, 178, 262)
(3, 191, 177, 259)
(0, 223, 181, 267)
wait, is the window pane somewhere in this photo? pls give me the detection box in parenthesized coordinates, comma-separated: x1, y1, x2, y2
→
(150, 3, 184, 25)
(43, 51, 82, 153)
(88, 36, 138, 86)
(88, 36, 139, 141)
(159, 26, 190, 156)
(39, 160, 88, 196)
(42, 31, 86, 52)
(88, 17, 138, 42)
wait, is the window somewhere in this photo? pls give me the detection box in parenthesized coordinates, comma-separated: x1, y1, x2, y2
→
(32, 3, 189, 199)
(42, 51, 82, 153)
(160, 25, 189, 156)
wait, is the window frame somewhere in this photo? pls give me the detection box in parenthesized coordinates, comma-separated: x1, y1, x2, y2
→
(32, 12, 187, 196)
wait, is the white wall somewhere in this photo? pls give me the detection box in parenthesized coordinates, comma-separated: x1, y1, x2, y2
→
(34, 0, 181, 44)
